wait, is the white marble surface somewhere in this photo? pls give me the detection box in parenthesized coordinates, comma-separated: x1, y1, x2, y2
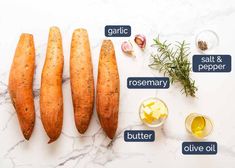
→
(0, 0, 235, 167)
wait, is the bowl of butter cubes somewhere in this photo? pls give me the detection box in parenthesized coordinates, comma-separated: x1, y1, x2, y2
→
(139, 97, 168, 127)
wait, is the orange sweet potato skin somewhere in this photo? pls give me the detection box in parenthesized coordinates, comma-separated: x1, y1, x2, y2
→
(70, 28, 94, 134)
(96, 40, 120, 139)
(8, 33, 35, 140)
(40, 27, 64, 143)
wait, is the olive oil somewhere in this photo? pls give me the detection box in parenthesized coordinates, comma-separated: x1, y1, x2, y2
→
(191, 116, 206, 138)
(185, 113, 213, 139)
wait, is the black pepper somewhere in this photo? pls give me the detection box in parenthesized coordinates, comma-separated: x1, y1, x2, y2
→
(198, 40, 208, 51)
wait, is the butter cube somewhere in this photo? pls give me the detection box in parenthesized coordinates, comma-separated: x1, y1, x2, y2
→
(141, 110, 154, 124)
(144, 116, 154, 124)
(150, 104, 161, 112)
(159, 106, 168, 118)
(143, 107, 152, 116)
(152, 111, 161, 120)
(143, 99, 155, 107)
(155, 101, 164, 108)
(140, 112, 145, 120)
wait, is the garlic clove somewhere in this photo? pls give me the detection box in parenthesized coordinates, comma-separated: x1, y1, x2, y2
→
(121, 41, 134, 56)
(134, 34, 146, 49)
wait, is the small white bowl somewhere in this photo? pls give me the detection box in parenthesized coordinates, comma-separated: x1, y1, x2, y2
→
(195, 29, 219, 53)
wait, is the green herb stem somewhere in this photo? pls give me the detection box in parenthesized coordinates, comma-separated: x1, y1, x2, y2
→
(149, 37, 197, 97)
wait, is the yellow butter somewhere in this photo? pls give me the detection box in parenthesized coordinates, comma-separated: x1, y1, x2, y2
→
(152, 110, 161, 120)
(140, 112, 145, 120)
(155, 101, 164, 108)
(141, 111, 154, 124)
(143, 99, 155, 107)
(141, 98, 168, 125)
(143, 107, 152, 116)
(143, 115, 154, 124)
(150, 103, 160, 111)
(160, 107, 168, 118)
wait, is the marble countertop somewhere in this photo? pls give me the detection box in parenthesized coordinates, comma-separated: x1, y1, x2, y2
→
(0, 0, 235, 167)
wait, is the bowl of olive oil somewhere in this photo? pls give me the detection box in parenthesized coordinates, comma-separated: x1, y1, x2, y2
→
(185, 113, 213, 139)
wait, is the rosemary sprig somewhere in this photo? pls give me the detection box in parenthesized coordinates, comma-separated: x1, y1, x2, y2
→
(149, 37, 197, 97)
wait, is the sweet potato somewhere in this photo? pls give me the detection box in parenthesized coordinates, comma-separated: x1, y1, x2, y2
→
(8, 33, 35, 140)
(40, 27, 64, 143)
(96, 40, 120, 139)
(70, 28, 94, 134)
